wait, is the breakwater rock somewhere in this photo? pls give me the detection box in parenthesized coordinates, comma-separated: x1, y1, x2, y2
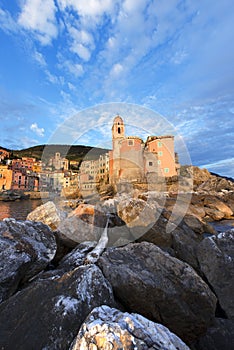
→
(1, 183, 234, 349)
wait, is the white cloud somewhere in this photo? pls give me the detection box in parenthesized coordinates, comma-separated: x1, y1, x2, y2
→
(67, 82, 76, 91)
(68, 26, 95, 61)
(57, 0, 113, 18)
(30, 123, 45, 137)
(63, 60, 84, 77)
(0, 7, 19, 34)
(33, 50, 46, 66)
(110, 63, 123, 76)
(18, 0, 58, 45)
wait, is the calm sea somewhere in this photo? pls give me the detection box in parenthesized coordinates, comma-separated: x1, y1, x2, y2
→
(0, 199, 43, 221)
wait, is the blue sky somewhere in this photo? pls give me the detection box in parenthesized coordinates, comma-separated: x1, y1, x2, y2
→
(0, 0, 233, 177)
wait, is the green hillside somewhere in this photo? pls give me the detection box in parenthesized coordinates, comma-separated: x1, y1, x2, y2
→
(3, 144, 109, 162)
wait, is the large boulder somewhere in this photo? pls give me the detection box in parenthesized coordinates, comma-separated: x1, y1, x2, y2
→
(0, 264, 115, 350)
(204, 196, 233, 220)
(71, 305, 190, 350)
(0, 218, 56, 303)
(136, 208, 205, 269)
(98, 242, 217, 344)
(193, 318, 234, 350)
(57, 203, 97, 246)
(197, 229, 234, 319)
(117, 197, 159, 240)
(27, 200, 63, 230)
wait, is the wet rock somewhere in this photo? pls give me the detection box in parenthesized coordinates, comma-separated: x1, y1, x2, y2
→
(193, 318, 234, 350)
(197, 229, 234, 319)
(0, 264, 115, 350)
(98, 242, 217, 344)
(71, 305, 190, 350)
(0, 218, 56, 303)
(27, 200, 63, 230)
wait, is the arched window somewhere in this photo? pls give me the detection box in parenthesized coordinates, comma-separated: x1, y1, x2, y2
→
(118, 127, 121, 134)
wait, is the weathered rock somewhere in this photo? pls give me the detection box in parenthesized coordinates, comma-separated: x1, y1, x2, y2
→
(183, 214, 205, 234)
(0, 218, 56, 303)
(98, 242, 217, 344)
(94, 202, 134, 247)
(193, 318, 234, 350)
(137, 209, 205, 269)
(27, 200, 63, 230)
(136, 208, 173, 247)
(197, 229, 234, 319)
(57, 203, 97, 246)
(0, 264, 115, 350)
(71, 305, 190, 350)
(187, 203, 206, 220)
(205, 207, 225, 221)
(171, 221, 203, 270)
(117, 197, 159, 240)
(204, 196, 233, 219)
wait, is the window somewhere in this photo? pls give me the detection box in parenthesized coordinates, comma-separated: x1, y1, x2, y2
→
(164, 168, 169, 173)
(118, 127, 121, 134)
(158, 141, 162, 147)
(158, 151, 163, 156)
(149, 161, 153, 166)
(128, 140, 134, 146)
(158, 160, 161, 165)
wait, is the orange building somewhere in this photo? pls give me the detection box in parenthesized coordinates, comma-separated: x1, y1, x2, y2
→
(0, 165, 13, 190)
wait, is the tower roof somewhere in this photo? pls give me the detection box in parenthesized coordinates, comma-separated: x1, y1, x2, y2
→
(113, 115, 124, 124)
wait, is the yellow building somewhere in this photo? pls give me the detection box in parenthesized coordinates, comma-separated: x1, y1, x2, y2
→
(0, 165, 13, 190)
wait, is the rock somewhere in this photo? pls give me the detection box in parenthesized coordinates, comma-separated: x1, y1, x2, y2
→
(0, 218, 56, 303)
(205, 208, 225, 221)
(0, 264, 115, 350)
(98, 242, 217, 344)
(27, 201, 63, 230)
(197, 229, 234, 319)
(137, 208, 204, 269)
(71, 305, 190, 350)
(183, 214, 205, 234)
(136, 208, 173, 248)
(171, 221, 203, 270)
(187, 203, 206, 220)
(57, 203, 97, 246)
(71, 203, 95, 216)
(117, 197, 159, 240)
(204, 197, 233, 219)
(193, 318, 234, 350)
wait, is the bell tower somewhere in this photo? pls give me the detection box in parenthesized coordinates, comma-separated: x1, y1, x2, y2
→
(112, 115, 125, 140)
(111, 115, 125, 184)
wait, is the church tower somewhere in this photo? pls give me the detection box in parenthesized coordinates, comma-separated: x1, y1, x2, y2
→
(110, 116, 125, 184)
(112, 115, 125, 140)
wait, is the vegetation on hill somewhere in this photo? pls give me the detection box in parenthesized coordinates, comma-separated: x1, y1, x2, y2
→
(1, 144, 109, 162)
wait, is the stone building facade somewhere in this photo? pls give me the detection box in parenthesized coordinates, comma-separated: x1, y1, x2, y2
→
(49, 152, 69, 171)
(78, 115, 179, 195)
(109, 116, 178, 186)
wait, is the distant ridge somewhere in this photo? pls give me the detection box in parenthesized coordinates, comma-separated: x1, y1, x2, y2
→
(210, 171, 234, 183)
(0, 144, 109, 162)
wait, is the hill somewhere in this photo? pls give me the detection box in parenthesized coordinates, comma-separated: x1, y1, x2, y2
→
(1, 145, 109, 162)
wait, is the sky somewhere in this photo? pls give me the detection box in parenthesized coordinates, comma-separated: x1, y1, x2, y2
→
(0, 0, 233, 177)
